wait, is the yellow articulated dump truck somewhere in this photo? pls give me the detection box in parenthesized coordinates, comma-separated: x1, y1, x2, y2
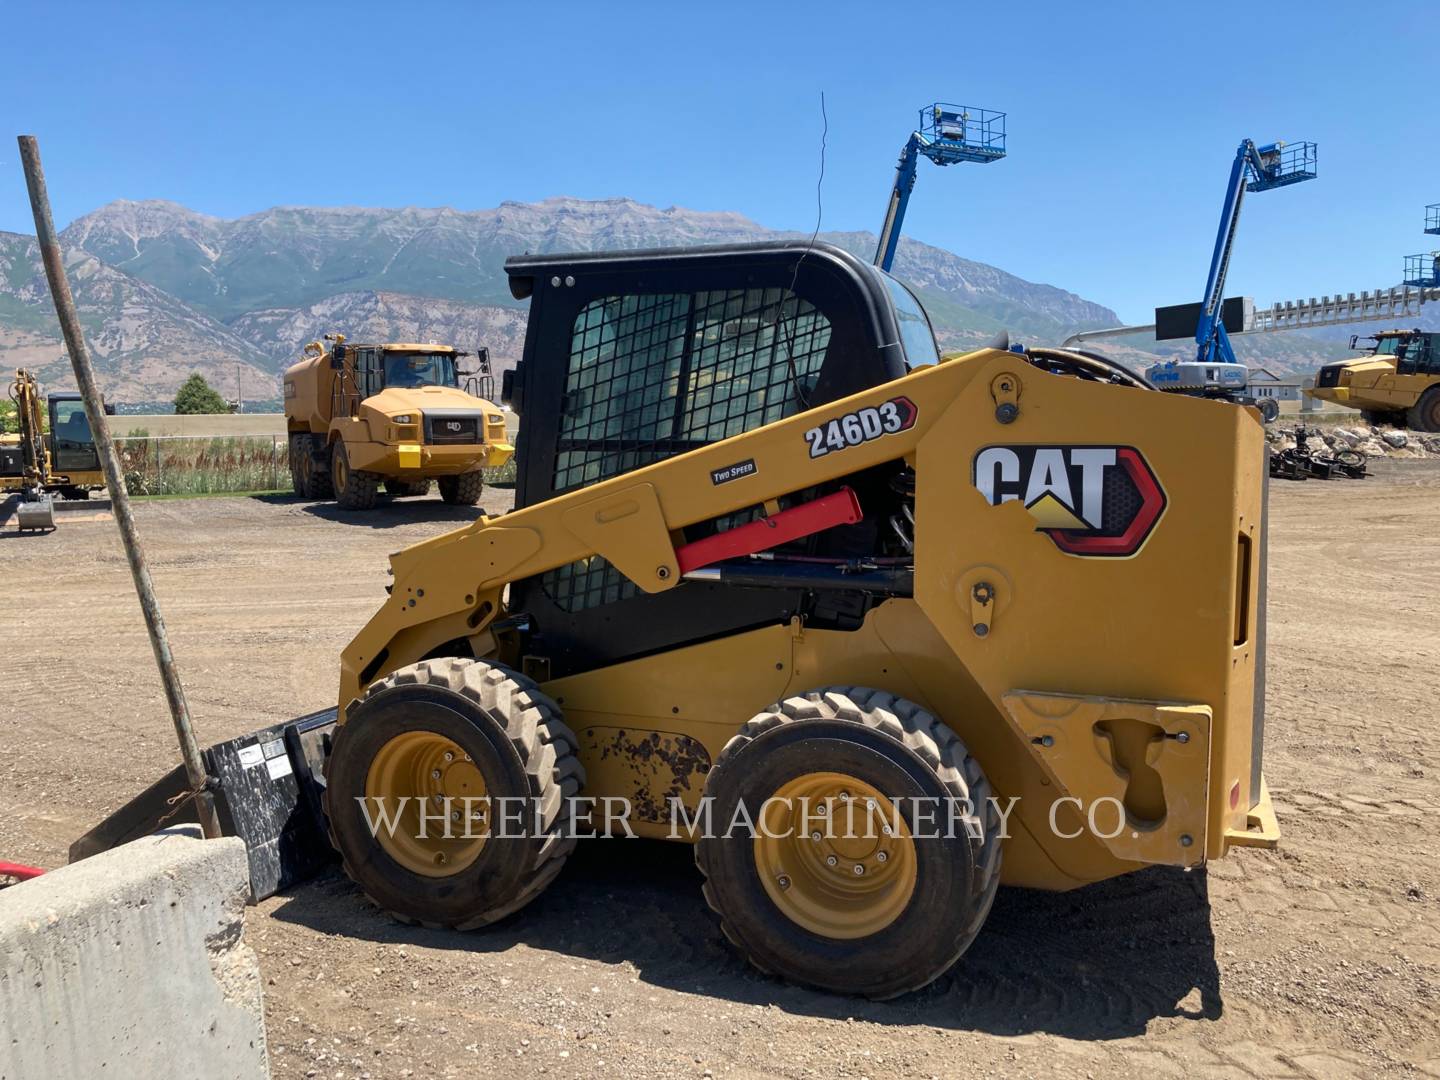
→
(283, 335, 512, 510)
(79, 242, 1279, 999)
(1308, 328, 1440, 430)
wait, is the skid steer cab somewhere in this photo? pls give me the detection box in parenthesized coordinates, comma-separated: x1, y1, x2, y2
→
(79, 241, 1277, 1000)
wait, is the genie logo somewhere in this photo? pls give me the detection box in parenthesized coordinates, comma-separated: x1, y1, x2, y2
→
(972, 445, 1167, 557)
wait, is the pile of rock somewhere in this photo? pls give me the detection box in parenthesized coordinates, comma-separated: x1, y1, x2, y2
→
(1267, 425, 1440, 459)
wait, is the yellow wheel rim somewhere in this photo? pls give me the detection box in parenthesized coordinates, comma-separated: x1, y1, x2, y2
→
(364, 731, 489, 877)
(753, 772, 916, 940)
(332, 450, 348, 492)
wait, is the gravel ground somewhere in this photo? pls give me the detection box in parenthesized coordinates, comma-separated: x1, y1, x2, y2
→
(1, 465, 1437, 1079)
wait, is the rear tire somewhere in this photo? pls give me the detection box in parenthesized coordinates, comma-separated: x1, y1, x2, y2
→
(385, 478, 432, 498)
(288, 434, 313, 498)
(694, 687, 1002, 999)
(323, 658, 584, 929)
(309, 438, 335, 499)
(438, 471, 484, 506)
(1257, 398, 1280, 424)
(332, 442, 378, 510)
(1406, 387, 1440, 433)
(1360, 409, 1391, 427)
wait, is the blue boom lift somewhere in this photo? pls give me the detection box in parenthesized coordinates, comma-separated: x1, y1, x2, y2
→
(873, 103, 1005, 273)
(1147, 139, 1317, 419)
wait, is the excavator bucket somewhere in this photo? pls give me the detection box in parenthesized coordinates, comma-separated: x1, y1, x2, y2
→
(15, 494, 55, 532)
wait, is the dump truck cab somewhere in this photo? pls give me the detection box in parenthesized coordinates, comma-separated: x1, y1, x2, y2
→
(1309, 328, 1440, 430)
(283, 337, 512, 510)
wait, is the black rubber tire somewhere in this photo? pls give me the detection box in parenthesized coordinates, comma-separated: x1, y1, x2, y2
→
(309, 438, 335, 499)
(332, 442, 378, 510)
(1360, 409, 1391, 427)
(1406, 387, 1440, 433)
(385, 478, 432, 497)
(1257, 398, 1280, 424)
(323, 658, 585, 929)
(287, 434, 313, 498)
(694, 687, 1002, 999)
(438, 471, 485, 506)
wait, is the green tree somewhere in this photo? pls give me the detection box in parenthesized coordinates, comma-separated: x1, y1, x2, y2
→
(173, 373, 231, 415)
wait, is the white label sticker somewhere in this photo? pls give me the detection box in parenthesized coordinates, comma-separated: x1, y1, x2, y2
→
(237, 744, 265, 769)
(265, 755, 294, 782)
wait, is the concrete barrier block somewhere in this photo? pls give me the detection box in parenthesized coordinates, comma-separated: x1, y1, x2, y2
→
(0, 827, 268, 1080)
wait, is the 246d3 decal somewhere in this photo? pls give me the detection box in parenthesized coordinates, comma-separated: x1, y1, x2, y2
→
(972, 445, 1166, 557)
(804, 396, 917, 458)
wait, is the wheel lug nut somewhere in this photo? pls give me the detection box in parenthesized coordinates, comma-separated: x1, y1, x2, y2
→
(876, 851, 888, 863)
(852, 864, 865, 876)
(777, 875, 791, 890)
(882, 825, 893, 836)
(431, 769, 442, 780)
(826, 855, 838, 867)
(443, 751, 455, 762)
(810, 831, 822, 842)
(451, 811, 461, 822)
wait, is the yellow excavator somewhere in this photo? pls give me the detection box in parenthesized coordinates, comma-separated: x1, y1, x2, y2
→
(77, 241, 1278, 999)
(2, 370, 109, 529)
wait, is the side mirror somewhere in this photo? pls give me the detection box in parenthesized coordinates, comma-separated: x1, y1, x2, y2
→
(476, 346, 492, 373)
(103, 403, 116, 416)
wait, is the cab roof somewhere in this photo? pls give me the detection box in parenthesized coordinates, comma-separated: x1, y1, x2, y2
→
(504, 240, 880, 301)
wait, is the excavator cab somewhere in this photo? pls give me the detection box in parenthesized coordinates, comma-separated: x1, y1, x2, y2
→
(47, 395, 101, 474)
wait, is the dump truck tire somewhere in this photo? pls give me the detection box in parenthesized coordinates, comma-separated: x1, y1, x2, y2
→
(694, 687, 1002, 999)
(288, 434, 313, 497)
(332, 442, 378, 510)
(385, 478, 432, 497)
(1407, 388, 1440, 433)
(438, 471, 484, 506)
(324, 658, 584, 929)
(309, 440, 334, 498)
(1257, 398, 1280, 424)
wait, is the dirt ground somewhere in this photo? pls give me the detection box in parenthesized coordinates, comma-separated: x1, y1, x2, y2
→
(2, 465, 1438, 1079)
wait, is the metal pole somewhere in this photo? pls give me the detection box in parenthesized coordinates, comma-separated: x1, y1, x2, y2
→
(18, 135, 221, 840)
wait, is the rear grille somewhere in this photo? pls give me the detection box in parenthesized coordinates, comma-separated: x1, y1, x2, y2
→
(1316, 365, 1343, 389)
(424, 415, 481, 445)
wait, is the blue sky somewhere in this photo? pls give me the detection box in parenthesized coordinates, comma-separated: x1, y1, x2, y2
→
(2, 0, 1435, 323)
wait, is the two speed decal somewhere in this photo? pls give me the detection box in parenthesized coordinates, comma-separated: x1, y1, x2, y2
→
(804, 396, 917, 459)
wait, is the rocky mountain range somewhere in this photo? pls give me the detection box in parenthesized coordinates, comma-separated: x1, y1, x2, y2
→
(1, 195, 1360, 405)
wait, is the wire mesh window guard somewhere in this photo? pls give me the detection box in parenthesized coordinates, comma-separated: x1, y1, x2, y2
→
(543, 287, 832, 613)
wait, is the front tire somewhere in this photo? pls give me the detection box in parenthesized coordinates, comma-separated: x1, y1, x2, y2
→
(323, 658, 584, 929)
(438, 471, 484, 506)
(694, 687, 1002, 999)
(1407, 387, 1440, 433)
(332, 442, 378, 510)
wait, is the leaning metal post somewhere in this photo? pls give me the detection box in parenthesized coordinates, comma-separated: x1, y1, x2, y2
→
(17, 135, 221, 839)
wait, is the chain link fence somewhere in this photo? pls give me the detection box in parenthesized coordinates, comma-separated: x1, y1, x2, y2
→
(113, 434, 517, 496)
